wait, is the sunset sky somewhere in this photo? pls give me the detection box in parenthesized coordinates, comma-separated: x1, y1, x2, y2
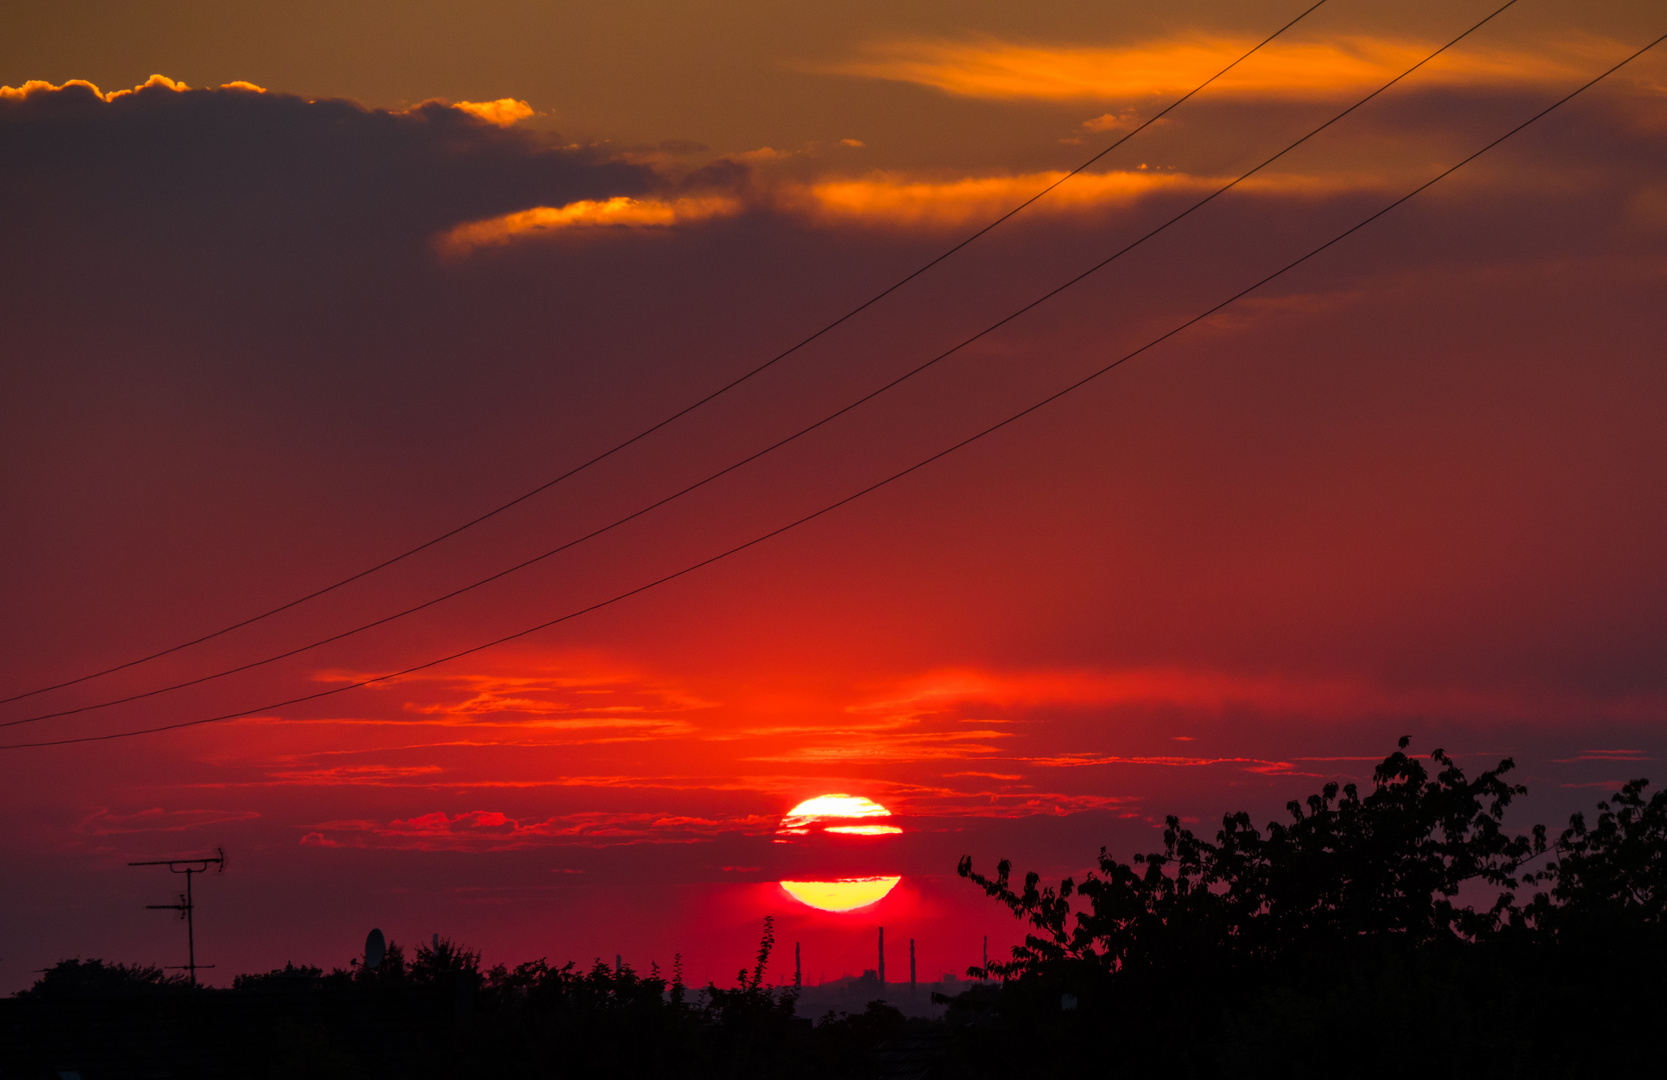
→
(3, 0, 1665, 993)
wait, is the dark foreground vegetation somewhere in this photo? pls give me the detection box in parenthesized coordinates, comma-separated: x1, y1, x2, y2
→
(4, 740, 1664, 1079)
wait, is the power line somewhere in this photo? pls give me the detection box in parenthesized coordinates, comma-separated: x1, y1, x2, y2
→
(0, 0, 1516, 732)
(8, 20, 1657, 752)
(0, 0, 1331, 709)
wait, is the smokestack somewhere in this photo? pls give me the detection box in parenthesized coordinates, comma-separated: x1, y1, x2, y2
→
(795, 942, 802, 988)
(982, 935, 988, 977)
(909, 938, 916, 990)
(878, 926, 885, 985)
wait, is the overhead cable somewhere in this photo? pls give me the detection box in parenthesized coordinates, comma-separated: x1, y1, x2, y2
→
(0, 0, 1331, 707)
(0, 0, 1526, 730)
(8, 19, 1658, 750)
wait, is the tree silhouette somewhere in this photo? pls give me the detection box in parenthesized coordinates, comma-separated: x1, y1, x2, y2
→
(1526, 776, 1667, 931)
(18, 958, 189, 996)
(946, 739, 1667, 1078)
(959, 738, 1541, 984)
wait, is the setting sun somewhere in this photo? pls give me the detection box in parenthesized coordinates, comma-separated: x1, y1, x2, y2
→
(778, 876, 903, 912)
(777, 794, 902, 835)
(776, 795, 903, 911)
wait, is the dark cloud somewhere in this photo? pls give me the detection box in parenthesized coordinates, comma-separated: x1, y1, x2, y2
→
(3, 71, 1666, 697)
(0, 81, 654, 279)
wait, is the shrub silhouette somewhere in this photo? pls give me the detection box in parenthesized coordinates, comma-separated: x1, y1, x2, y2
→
(230, 961, 328, 991)
(410, 934, 481, 989)
(18, 958, 189, 996)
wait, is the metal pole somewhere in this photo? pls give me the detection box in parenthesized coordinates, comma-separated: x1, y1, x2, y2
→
(877, 926, 885, 985)
(131, 849, 224, 988)
(185, 868, 196, 986)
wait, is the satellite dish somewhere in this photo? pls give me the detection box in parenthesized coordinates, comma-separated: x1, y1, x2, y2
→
(365, 928, 386, 971)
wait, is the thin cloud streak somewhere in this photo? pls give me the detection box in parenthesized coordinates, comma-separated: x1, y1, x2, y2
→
(438, 195, 743, 254)
(435, 166, 1406, 246)
(298, 807, 782, 850)
(78, 807, 261, 835)
(1022, 753, 1303, 775)
(820, 33, 1631, 102)
(788, 169, 1207, 228)
(848, 668, 1667, 726)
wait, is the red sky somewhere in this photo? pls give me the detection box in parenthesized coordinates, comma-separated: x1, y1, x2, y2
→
(2, 0, 1665, 992)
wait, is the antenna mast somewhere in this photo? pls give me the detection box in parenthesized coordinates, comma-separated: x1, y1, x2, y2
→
(129, 847, 225, 986)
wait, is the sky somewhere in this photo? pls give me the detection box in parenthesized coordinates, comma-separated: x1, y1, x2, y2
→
(2, 0, 1665, 993)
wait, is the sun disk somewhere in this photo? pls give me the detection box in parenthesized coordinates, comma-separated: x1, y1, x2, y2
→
(779, 876, 902, 912)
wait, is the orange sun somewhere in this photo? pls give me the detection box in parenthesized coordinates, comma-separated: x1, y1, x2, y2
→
(776, 794, 902, 836)
(776, 794, 903, 911)
(779, 876, 902, 912)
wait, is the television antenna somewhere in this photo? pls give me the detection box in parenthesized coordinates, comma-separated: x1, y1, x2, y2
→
(129, 847, 225, 986)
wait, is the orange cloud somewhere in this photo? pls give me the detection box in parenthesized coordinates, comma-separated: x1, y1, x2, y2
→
(435, 163, 1391, 244)
(793, 168, 1204, 228)
(454, 98, 535, 126)
(1082, 108, 1143, 132)
(821, 34, 1624, 102)
(441, 153, 1429, 248)
(438, 195, 743, 254)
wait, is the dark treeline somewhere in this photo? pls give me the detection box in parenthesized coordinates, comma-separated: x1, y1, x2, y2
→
(6, 918, 926, 1078)
(950, 739, 1667, 1078)
(5, 740, 1665, 1078)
